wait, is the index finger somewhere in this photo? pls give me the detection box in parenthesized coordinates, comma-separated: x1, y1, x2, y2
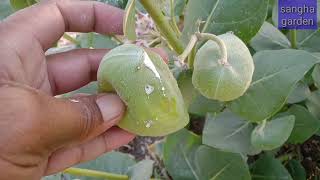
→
(3, 0, 124, 50)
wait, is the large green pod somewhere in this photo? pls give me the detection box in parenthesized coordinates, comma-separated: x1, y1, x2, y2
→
(192, 33, 254, 102)
(98, 44, 189, 136)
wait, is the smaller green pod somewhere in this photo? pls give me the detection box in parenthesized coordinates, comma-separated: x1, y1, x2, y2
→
(192, 33, 254, 102)
(98, 44, 189, 136)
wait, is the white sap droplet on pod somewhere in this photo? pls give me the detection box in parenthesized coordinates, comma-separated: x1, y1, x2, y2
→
(70, 99, 80, 103)
(143, 52, 161, 79)
(145, 120, 153, 128)
(145, 85, 154, 95)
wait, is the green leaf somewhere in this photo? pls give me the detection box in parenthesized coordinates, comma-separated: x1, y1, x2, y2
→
(127, 159, 154, 180)
(0, 0, 13, 20)
(123, 0, 137, 41)
(250, 21, 291, 51)
(177, 70, 199, 107)
(164, 129, 251, 180)
(251, 153, 293, 180)
(287, 105, 320, 144)
(203, 110, 260, 155)
(296, 29, 320, 52)
(286, 159, 306, 180)
(312, 64, 320, 89)
(182, 0, 269, 43)
(174, 0, 187, 16)
(229, 49, 319, 122)
(62, 82, 98, 98)
(287, 81, 311, 104)
(177, 70, 223, 116)
(96, 0, 128, 9)
(272, 0, 278, 27)
(306, 90, 320, 119)
(77, 33, 118, 49)
(10, 0, 37, 10)
(189, 95, 223, 116)
(45, 45, 77, 56)
(251, 115, 295, 150)
(71, 152, 136, 180)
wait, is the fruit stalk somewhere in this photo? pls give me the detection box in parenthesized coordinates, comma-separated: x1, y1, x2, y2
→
(178, 32, 228, 67)
(196, 33, 228, 65)
(140, 0, 184, 54)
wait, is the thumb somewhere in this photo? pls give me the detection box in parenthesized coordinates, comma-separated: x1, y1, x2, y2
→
(48, 93, 126, 148)
(0, 82, 125, 155)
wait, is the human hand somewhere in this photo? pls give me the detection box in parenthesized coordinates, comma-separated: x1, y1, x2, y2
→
(0, 1, 153, 179)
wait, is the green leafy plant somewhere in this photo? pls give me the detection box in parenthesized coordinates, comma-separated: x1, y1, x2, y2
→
(5, 0, 320, 179)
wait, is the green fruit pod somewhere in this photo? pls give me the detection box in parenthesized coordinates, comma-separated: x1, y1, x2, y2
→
(98, 44, 189, 136)
(192, 33, 254, 102)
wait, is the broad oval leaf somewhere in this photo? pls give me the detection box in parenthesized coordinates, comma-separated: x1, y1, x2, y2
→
(286, 159, 307, 180)
(250, 21, 291, 51)
(177, 70, 223, 116)
(123, 0, 137, 41)
(251, 153, 293, 180)
(251, 115, 295, 150)
(287, 105, 320, 144)
(306, 90, 320, 119)
(312, 64, 320, 89)
(77, 33, 118, 49)
(203, 110, 260, 155)
(192, 33, 254, 101)
(188, 95, 223, 116)
(229, 49, 319, 122)
(164, 129, 250, 180)
(0, 0, 13, 20)
(127, 159, 154, 180)
(71, 152, 136, 180)
(182, 0, 269, 43)
(297, 29, 320, 52)
(98, 44, 189, 136)
(62, 82, 98, 98)
(96, 0, 129, 9)
(287, 81, 311, 104)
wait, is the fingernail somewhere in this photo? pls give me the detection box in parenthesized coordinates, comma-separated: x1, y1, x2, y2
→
(96, 94, 124, 122)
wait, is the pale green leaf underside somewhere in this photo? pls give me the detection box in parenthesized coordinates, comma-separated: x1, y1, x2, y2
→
(251, 115, 295, 150)
(229, 49, 319, 122)
(203, 110, 260, 155)
(250, 21, 291, 51)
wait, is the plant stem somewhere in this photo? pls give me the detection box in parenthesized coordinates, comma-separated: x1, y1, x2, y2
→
(290, 29, 297, 49)
(63, 168, 128, 180)
(170, 0, 181, 37)
(140, 0, 184, 54)
(178, 34, 198, 64)
(63, 33, 81, 46)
